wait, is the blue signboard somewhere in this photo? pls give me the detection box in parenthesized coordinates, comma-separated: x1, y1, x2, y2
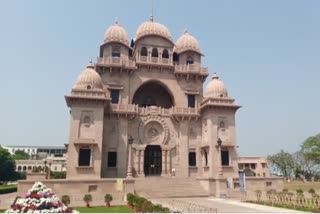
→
(239, 171, 246, 192)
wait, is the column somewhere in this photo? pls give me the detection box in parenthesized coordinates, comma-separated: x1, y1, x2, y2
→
(140, 150, 144, 176)
(161, 150, 166, 176)
(134, 149, 139, 175)
(166, 150, 170, 175)
(126, 144, 133, 178)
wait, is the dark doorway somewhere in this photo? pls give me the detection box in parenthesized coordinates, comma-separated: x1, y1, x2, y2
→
(144, 145, 162, 176)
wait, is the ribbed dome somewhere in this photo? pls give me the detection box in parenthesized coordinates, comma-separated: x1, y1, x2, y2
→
(175, 30, 201, 54)
(74, 63, 103, 90)
(136, 20, 173, 43)
(204, 73, 228, 98)
(104, 21, 129, 46)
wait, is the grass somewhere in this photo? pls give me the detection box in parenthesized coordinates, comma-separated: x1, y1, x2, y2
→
(284, 181, 320, 192)
(75, 205, 132, 213)
(0, 210, 5, 213)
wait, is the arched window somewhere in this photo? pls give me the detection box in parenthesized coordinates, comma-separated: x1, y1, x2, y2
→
(18, 166, 22, 171)
(141, 47, 148, 56)
(23, 166, 27, 171)
(162, 49, 169, 59)
(186, 56, 194, 64)
(28, 166, 32, 170)
(219, 121, 225, 129)
(112, 46, 120, 58)
(152, 48, 158, 57)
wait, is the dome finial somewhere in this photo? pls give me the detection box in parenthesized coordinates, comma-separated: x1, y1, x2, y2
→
(183, 28, 188, 34)
(150, 14, 154, 22)
(115, 17, 119, 25)
(212, 72, 219, 79)
(87, 60, 94, 68)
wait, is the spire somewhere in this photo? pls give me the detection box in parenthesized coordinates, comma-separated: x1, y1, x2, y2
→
(150, 0, 154, 22)
(150, 14, 154, 22)
(87, 60, 94, 68)
(212, 72, 219, 79)
(115, 17, 119, 25)
(183, 28, 188, 34)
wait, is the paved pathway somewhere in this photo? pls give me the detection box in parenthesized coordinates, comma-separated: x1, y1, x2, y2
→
(151, 197, 305, 213)
(0, 192, 18, 210)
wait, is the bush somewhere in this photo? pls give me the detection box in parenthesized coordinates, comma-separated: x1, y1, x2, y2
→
(308, 188, 315, 194)
(127, 193, 134, 204)
(61, 195, 70, 206)
(50, 171, 66, 179)
(0, 185, 17, 194)
(296, 189, 304, 196)
(126, 193, 170, 213)
(104, 193, 113, 202)
(282, 188, 289, 193)
(83, 194, 92, 207)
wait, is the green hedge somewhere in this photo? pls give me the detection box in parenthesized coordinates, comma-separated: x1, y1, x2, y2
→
(127, 193, 170, 213)
(0, 185, 17, 194)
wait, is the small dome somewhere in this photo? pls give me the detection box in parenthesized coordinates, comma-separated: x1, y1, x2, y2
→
(136, 20, 173, 43)
(74, 63, 103, 90)
(175, 30, 201, 54)
(204, 73, 228, 98)
(104, 21, 129, 46)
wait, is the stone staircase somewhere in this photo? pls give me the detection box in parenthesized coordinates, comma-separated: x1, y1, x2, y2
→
(134, 177, 209, 198)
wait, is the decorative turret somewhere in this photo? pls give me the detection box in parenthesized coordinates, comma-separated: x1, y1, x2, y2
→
(174, 30, 201, 55)
(204, 73, 228, 98)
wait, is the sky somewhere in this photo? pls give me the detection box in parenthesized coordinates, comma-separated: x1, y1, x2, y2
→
(0, 0, 319, 157)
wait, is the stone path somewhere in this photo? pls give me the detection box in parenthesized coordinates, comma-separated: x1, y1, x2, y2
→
(0, 192, 18, 210)
(151, 197, 305, 213)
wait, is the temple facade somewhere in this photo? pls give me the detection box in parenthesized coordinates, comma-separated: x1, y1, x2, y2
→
(64, 17, 258, 185)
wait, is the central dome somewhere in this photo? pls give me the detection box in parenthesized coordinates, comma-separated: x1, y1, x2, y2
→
(136, 20, 173, 43)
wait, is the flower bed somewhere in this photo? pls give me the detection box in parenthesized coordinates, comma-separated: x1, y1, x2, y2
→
(5, 182, 78, 213)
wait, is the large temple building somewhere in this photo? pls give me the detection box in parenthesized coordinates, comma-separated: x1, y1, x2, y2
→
(58, 17, 282, 199)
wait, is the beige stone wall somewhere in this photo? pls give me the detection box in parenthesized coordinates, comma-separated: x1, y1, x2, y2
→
(66, 103, 105, 179)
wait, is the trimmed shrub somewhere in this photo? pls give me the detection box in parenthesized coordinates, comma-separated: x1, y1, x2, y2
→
(104, 193, 113, 207)
(308, 188, 315, 194)
(0, 185, 17, 194)
(83, 194, 92, 207)
(61, 195, 70, 206)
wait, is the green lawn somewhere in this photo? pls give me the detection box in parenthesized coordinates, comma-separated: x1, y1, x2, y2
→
(0, 210, 5, 213)
(75, 205, 132, 213)
(0, 185, 17, 190)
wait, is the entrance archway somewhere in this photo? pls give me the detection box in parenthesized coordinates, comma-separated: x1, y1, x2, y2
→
(132, 81, 174, 108)
(144, 145, 162, 176)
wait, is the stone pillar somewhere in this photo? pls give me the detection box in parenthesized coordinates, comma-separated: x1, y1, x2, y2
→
(161, 150, 166, 176)
(127, 144, 133, 178)
(134, 149, 140, 175)
(140, 150, 144, 176)
(166, 150, 170, 175)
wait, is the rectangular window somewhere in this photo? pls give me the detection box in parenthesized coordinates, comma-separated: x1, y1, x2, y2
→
(239, 164, 244, 170)
(188, 95, 195, 108)
(110, 90, 120, 104)
(188, 152, 196, 166)
(78, 148, 91, 166)
(250, 163, 256, 170)
(107, 152, 117, 167)
(221, 150, 229, 166)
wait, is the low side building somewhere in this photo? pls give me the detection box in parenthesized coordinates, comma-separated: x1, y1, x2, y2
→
(238, 157, 270, 177)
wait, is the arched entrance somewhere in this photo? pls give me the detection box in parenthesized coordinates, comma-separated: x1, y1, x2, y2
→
(132, 81, 174, 108)
(144, 145, 162, 176)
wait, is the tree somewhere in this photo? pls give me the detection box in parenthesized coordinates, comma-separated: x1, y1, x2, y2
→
(0, 146, 16, 182)
(267, 150, 295, 177)
(301, 135, 320, 164)
(13, 150, 30, 160)
(292, 151, 318, 180)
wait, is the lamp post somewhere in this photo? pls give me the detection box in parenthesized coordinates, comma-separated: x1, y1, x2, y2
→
(127, 135, 134, 178)
(216, 137, 223, 198)
(47, 158, 53, 179)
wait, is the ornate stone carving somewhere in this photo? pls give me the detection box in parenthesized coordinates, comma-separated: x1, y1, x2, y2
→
(138, 115, 169, 145)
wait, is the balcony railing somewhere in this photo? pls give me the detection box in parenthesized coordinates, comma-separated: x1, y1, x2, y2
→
(110, 104, 137, 114)
(174, 64, 208, 74)
(136, 56, 173, 66)
(172, 107, 200, 116)
(96, 57, 136, 68)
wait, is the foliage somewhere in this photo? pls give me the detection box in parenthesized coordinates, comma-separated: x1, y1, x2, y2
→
(104, 194, 113, 203)
(126, 193, 170, 213)
(268, 150, 295, 177)
(5, 182, 77, 213)
(0, 185, 17, 194)
(15, 171, 26, 180)
(32, 166, 44, 173)
(308, 188, 315, 194)
(12, 150, 30, 160)
(50, 171, 66, 179)
(301, 135, 320, 164)
(62, 195, 71, 206)
(74, 206, 132, 213)
(296, 189, 304, 196)
(83, 194, 92, 203)
(0, 147, 16, 182)
(282, 188, 288, 193)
